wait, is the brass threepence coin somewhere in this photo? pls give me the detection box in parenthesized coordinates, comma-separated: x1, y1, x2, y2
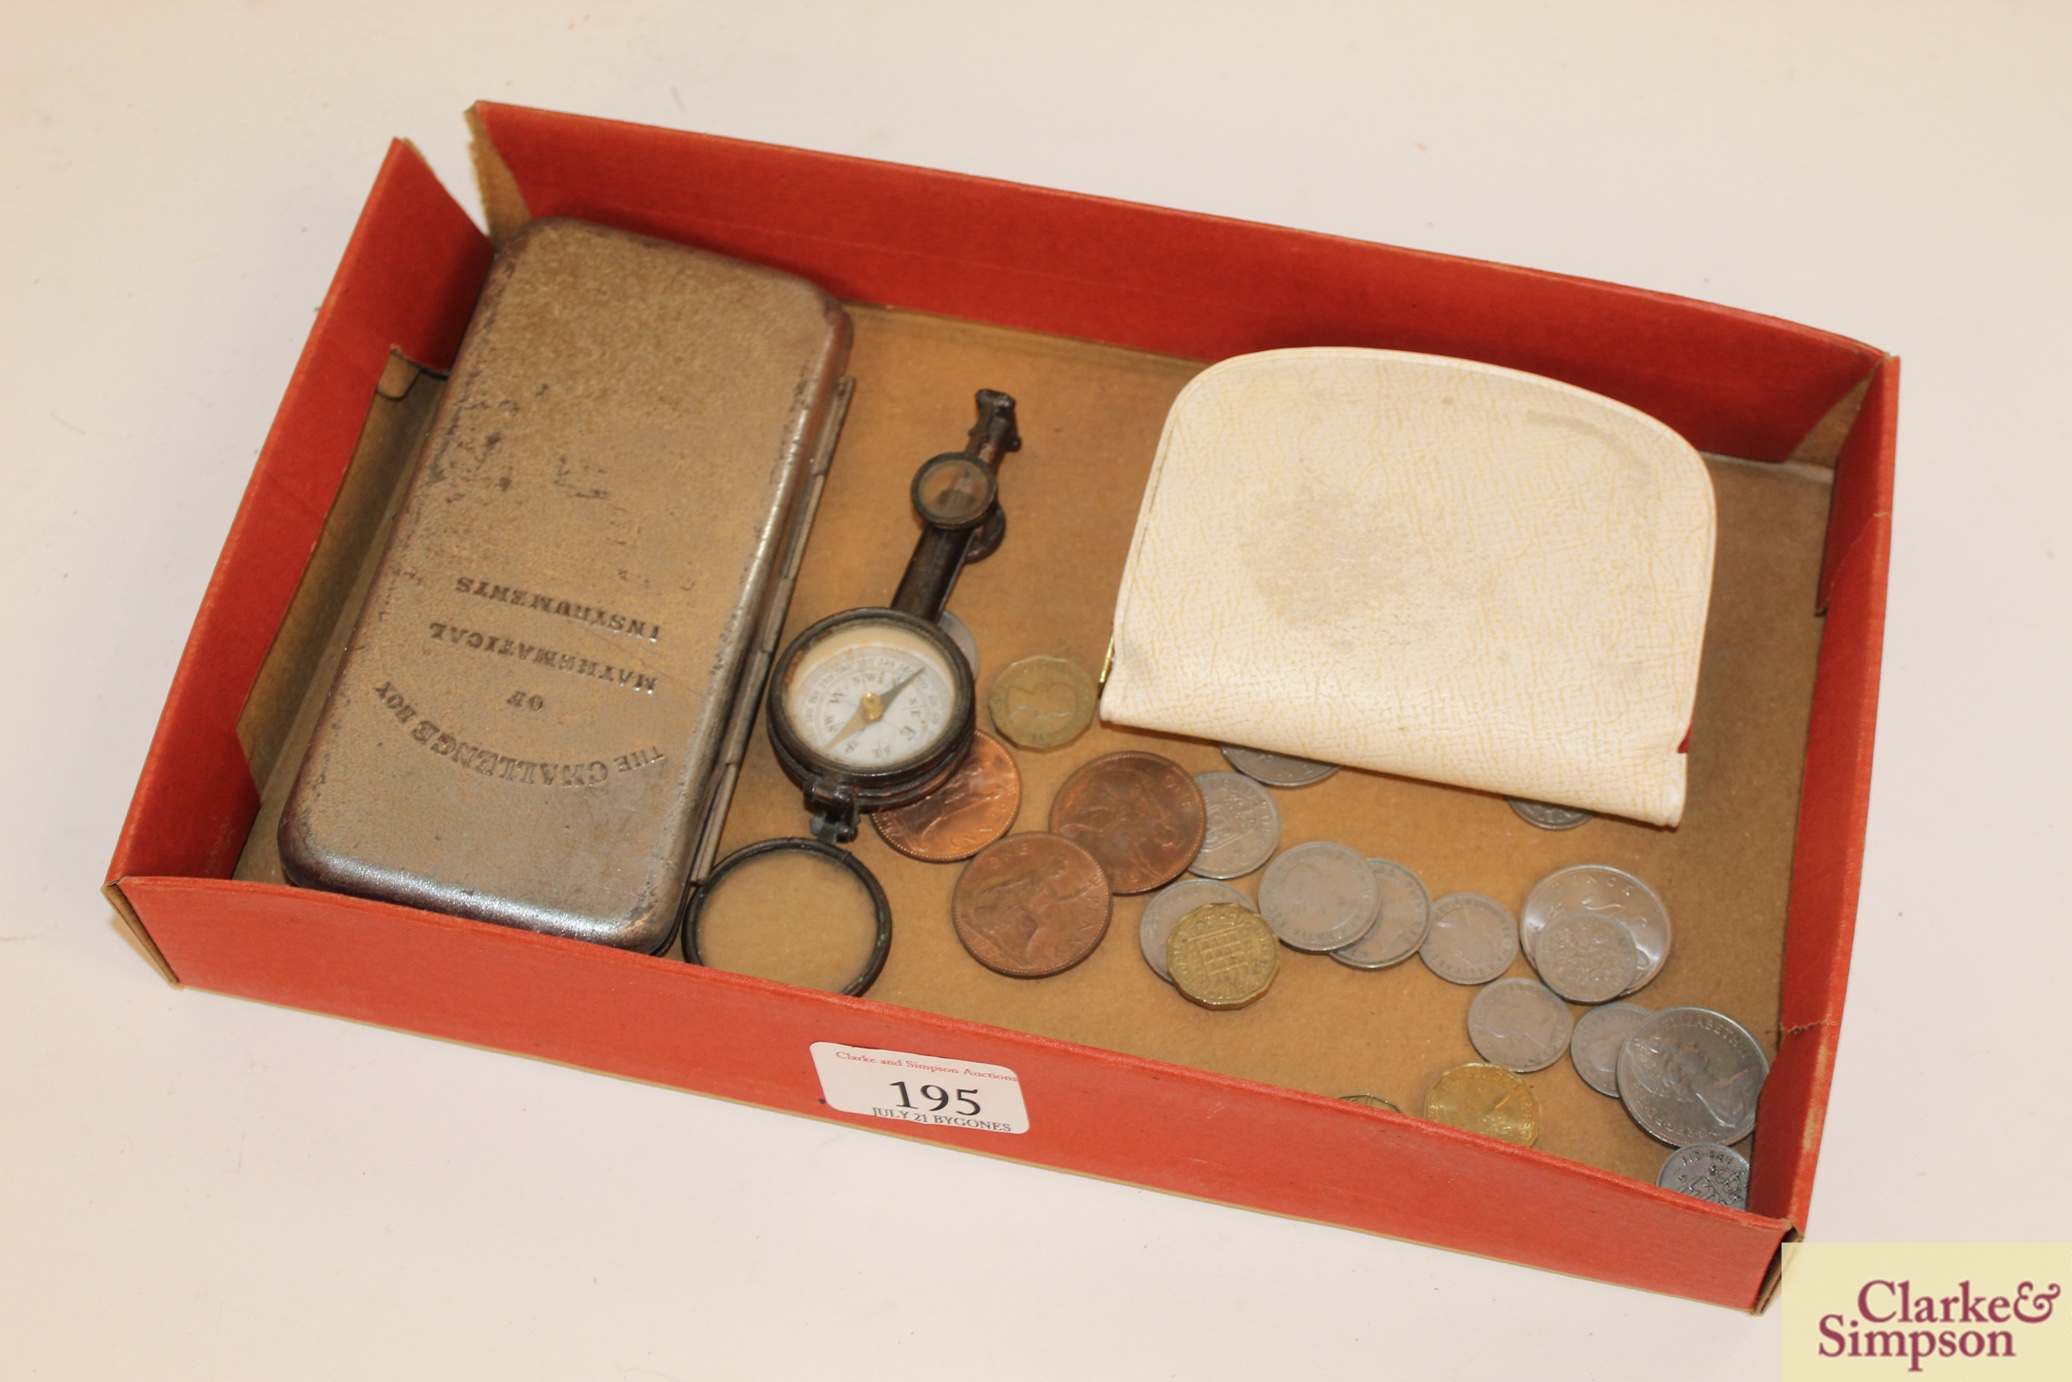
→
(952, 832, 1112, 978)
(1340, 1093, 1402, 1113)
(1167, 903, 1279, 1009)
(1423, 1063, 1540, 1147)
(872, 730, 1022, 862)
(1532, 909, 1641, 1004)
(1138, 877, 1252, 983)
(1049, 751, 1207, 894)
(988, 654, 1097, 750)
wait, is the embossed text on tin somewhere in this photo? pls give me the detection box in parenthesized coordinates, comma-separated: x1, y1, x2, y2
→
(453, 575, 662, 642)
(425, 621, 658, 694)
(371, 681, 667, 788)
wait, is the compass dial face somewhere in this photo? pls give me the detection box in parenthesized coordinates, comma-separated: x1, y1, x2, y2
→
(782, 615, 963, 772)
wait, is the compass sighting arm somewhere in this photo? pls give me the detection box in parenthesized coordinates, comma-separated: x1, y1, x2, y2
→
(891, 390, 1020, 621)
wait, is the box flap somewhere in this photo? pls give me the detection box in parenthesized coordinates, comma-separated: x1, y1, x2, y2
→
(105, 142, 492, 894)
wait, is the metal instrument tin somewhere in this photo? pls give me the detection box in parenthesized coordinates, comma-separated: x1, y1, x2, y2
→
(279, 218, 852, 951)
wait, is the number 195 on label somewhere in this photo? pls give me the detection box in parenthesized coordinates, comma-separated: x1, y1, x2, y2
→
(809, 1042, 1030, 1134)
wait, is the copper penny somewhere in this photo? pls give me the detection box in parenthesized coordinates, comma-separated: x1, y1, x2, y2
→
(1047, 751, 1206, 894)
(872, 730, 1022, 862)
(952, 833, 1112, 977)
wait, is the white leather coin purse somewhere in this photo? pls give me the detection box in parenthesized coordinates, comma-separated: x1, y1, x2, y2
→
(1101, 348, 1715, 827)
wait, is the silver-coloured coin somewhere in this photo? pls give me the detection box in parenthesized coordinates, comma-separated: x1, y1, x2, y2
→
(1521, 864, 1671, 995)
(1330, 857, 1433, 969)
(1618, 1006, 1769, 1147)
(1466, 978, 1574, 1073)
(1533, 909, 1642, 1004)
(1340, 1093, 1402, 1113)
(1138, 878, 1251, 983)
(1219, 744, 1339, 788)
(937, 609, 979, 679)
(1257, 841, 1380, 951)
(1507, 797, 1593, 830)
(1418, 892, 1518, 985)
(1657, 1143, 1750, 1210)
(1188, 772, 1282, 879)
(1568, 1000, 1651, 1097)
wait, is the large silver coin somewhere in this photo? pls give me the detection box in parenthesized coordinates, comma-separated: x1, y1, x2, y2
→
(1330, 857, 1433, 969)
(1466, 978, 1574, 1073)
(1508, 797, 1593, 831)
(1219, 744, 1339, 788)
(937, 609, 980, 679)
(1568, 1000, 1651, 1097)
(1521, 864, 1672, 995)
(1188, 771, 1282, 879)
(1138, 878, 1251, 983)
(1618, 1007, 1769, 1147)
(1657, 1143, 1751, 1210)
(1533, 909, 1642, 1004)
(1257, 841, 1380, 951)
(1418, 892, 1519, 985)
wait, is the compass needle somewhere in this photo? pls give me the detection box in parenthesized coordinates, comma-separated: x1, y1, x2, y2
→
(876, 668, 925, 714)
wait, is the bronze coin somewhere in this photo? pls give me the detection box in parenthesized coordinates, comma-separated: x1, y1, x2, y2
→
(872, 731, 1022, 862)
(1047, 751, 1206, 894)
(952, 833, 1112, 977)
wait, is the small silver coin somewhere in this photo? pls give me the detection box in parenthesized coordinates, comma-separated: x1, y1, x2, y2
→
(1507, 797, 1593, 830)
(1521, 864, 1672, 996)
(937, 609, 980, 679)
(1533, 909, 1642, 1004)
(1657, 1143, 1751, 1210)
(1138, 878, 1251, 983)
(1188, 772, 1282, 879)
(1257, 841, 1381, 951)
(1466, 978, 1575, 1073)
(1219, 744, 1339, 788)
(1340, 1093, 1402, 1113)
(1618, 1006, 1769, 1147)
(1568, 1000, 1651, 1097)
(1330, 857, 1433, 969)
(1418, 892, 1519, 985)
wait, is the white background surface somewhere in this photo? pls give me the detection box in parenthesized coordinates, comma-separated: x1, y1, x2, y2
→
(4, 4, 2068, 1377)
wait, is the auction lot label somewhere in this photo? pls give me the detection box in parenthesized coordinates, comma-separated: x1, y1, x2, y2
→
(810, 1042, 1029, 1134)
(1781, 1243, 2068, 1379)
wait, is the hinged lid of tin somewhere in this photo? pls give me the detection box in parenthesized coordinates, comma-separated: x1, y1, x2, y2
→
(279, 218, 853, 951)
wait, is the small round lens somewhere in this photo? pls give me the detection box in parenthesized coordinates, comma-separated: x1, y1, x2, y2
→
(913, 456, 995, 528)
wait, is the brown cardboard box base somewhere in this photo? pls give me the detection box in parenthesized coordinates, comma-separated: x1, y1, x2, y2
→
(243, 299, 1825, 1192)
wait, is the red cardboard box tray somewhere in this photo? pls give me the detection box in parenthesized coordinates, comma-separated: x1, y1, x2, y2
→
(105, 103, 1893, 1311)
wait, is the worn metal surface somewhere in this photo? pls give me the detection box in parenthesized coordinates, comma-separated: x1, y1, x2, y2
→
(280, 218, 851, 949)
